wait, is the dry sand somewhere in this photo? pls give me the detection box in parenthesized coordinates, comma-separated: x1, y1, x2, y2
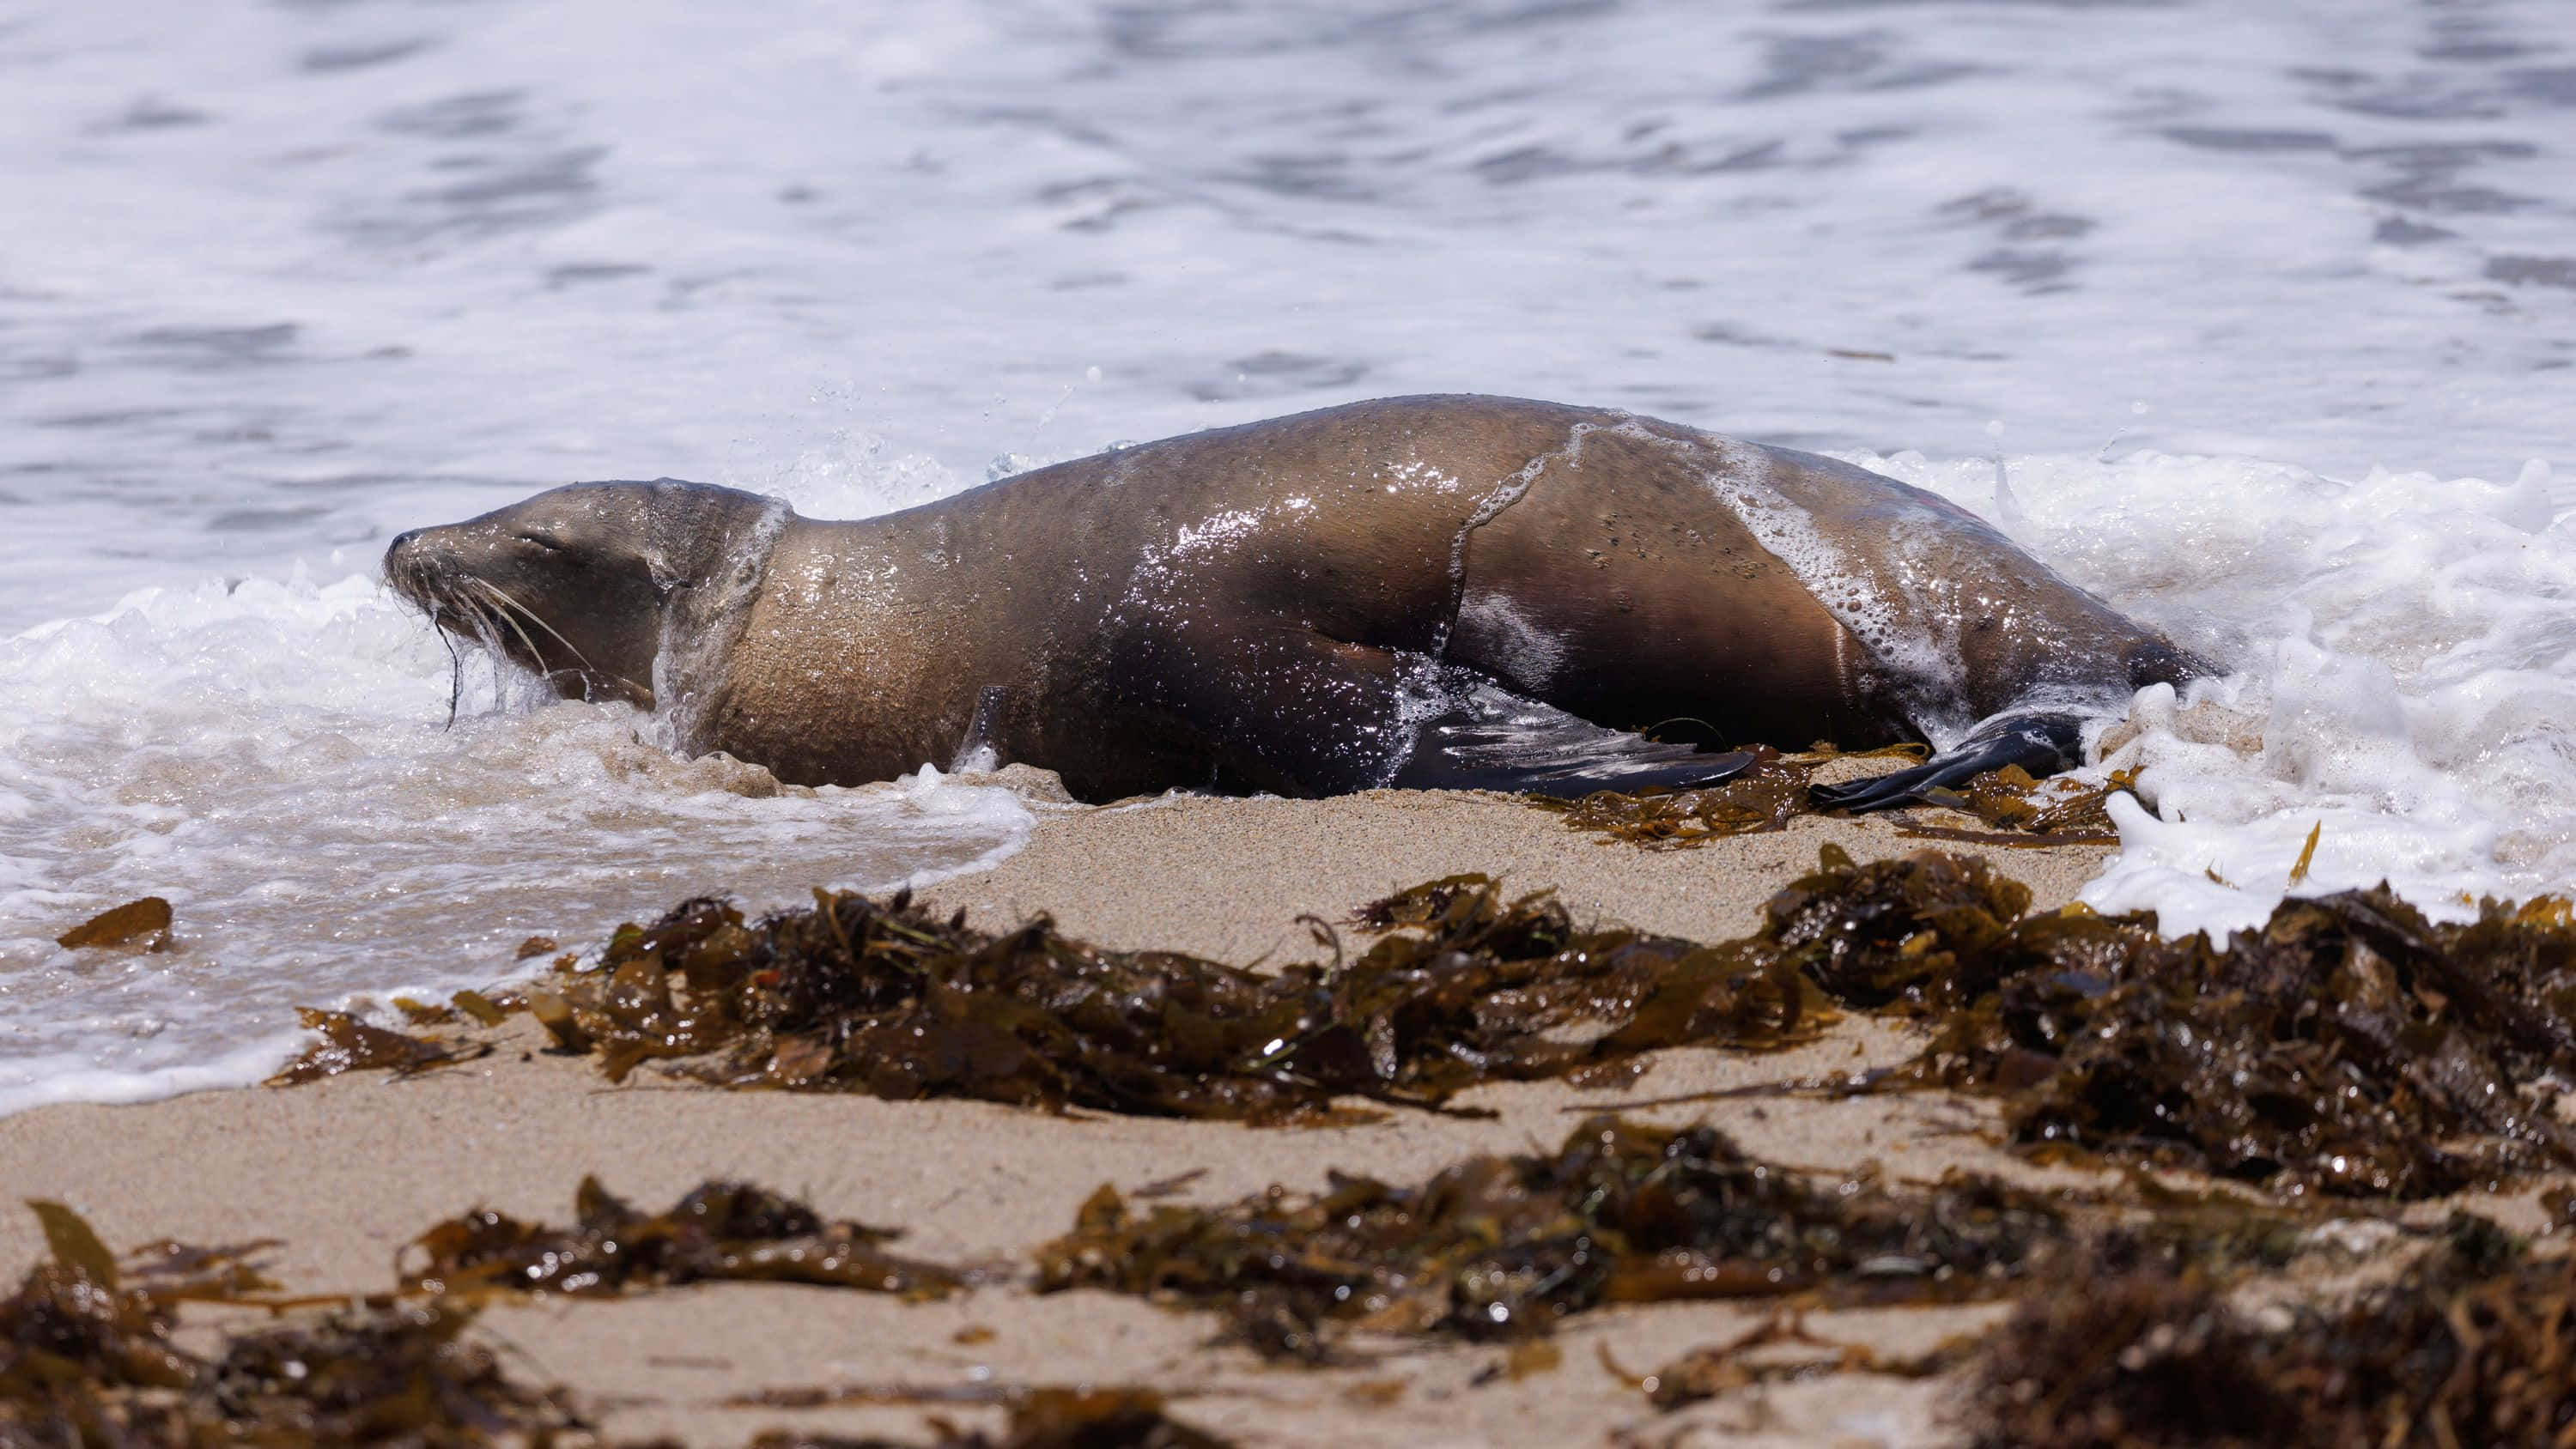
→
(0, 786, 2125, 1447)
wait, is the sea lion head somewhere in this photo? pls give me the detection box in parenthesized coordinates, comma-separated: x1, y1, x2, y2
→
(385, 479, 782, 709)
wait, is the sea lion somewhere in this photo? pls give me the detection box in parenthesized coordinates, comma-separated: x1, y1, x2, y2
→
(384, 395, 2208, 808)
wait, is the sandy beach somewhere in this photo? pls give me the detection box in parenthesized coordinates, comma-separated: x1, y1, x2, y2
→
(0, 784, 2104, 1446)
(0, 785, 2541, 1446)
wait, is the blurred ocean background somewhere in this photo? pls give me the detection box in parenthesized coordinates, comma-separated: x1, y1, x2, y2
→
(1, 0, 2572, 1109)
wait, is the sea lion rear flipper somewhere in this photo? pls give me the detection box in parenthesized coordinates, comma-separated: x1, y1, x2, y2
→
(1388, 682, 1754, 799)
(1807, 712, 2086, 814)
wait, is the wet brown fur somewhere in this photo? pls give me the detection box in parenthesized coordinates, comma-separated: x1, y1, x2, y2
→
(389, 395, 2196, 800)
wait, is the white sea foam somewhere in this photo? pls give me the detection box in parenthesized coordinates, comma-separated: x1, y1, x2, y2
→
(1853, 447, 2576, 937)
(0, 573, 1039, 1117)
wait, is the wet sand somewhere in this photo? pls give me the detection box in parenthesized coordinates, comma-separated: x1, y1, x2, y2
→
(0, 786, 2123, 1447)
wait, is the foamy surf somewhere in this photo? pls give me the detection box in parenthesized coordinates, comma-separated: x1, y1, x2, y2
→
(0, 572, 1041, 1117)
(1854, 446, 2576, 939)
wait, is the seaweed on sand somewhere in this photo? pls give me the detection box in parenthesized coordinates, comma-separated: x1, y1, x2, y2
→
(403, 1176, 966, 1301)
(1756, 845, 2034, 1011)
(3, 1197, 1193, 1449)
(506, 877, 1837, 1122)
(191, 1299, 590, 1446)
(0, 1200, 592, 1446)
(1962, 1214, 2573, 1449)
(1032, 1115, 2063, 1361)
(3, 1204, 202, 1422)
(1891, 764, 2135, 847)
(295, 828, 2576, 1197)
(1611, 1311, 1982, 1409)
(735, 1387, 1233, 1449)
(1709, 846, 2576, 1197)
(1526, 746, 1826, 847)
(266, 1006, 494, 1085)
(1532, 749, 2129, 849)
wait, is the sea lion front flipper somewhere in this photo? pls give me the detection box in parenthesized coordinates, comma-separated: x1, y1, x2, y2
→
(1807, 712, 2087, 814)
(1388, 682, 1754, 799)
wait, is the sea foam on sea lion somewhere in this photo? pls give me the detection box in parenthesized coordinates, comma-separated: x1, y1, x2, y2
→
(386, 395, 2208, 807)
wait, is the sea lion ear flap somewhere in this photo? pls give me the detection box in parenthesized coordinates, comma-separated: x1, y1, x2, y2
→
(633, 478, 728, 594)
(634, 522, 682, 596)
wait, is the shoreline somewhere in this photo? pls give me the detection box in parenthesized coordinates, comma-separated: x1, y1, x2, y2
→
(1, 788, 2542, 1446)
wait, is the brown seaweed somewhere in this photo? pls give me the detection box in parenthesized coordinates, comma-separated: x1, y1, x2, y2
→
(55, 897, 171, 951)
(1, 1200, 594, 1447)
(3, 1200, 1230, 1448)
(1299, 846, 2576, 1200)
(508, 877, 1837, 1122)
(1962, 1214, 2572, 1449)
(190, 1299, 592, 1446)
(1530, 749, 2123, 850)
(1527, 746, 1824, 846)
(266, 1006, 493, 1086)
(116, 1240, 287, 1310)
(1032, 1115, 2063, 1361)
(1735, 847, 2576, 1197)
(3, 1203, 200, 1419)
(404, 1176, 967, 1301)
(1901, 763, 2135, 845)
(739, 1387, 1232, 1449)
(373, 832, 2576, 1194)
(1760, 844, 2033, 1010)
(1612, 1313, 1978, 1409)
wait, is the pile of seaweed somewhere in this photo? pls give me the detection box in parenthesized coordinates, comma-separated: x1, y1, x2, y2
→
(738, 1389, 1230, 1449)
(1533, 752, 2130, 849)
(1034, 1114, 2064, 1361)
(0, 1201, 593, 1446)
(469, 876, 1834, 1121)
(1925, 764, 2132, 837)
(1757, 846, 2576, 1197)
(287, 842, 2576, 1202)
(1894, 764, 2134, 846)
(2, 1191, 1232, 1449)
(1962, 1214, 2574, 1448)
(404, 1176, 968, 1301)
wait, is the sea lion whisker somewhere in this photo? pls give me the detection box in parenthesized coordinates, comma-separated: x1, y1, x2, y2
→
(464, 577, 656, 706)
(383, 549, 536, 727)
(458, 595, 522, 689)
(451, 590, 499, 654)
(468, 578, 594, 670)
(430, 588, 514, 726)
(467, 580, 550, 670)
(439, 622, 465, 731)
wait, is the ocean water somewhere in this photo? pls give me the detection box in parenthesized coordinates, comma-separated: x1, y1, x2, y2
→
(2, 0, 2572, 1111)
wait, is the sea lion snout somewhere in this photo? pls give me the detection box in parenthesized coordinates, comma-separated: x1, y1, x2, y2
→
(380, 525, 454, 613)
(382, 521, 513, 621)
